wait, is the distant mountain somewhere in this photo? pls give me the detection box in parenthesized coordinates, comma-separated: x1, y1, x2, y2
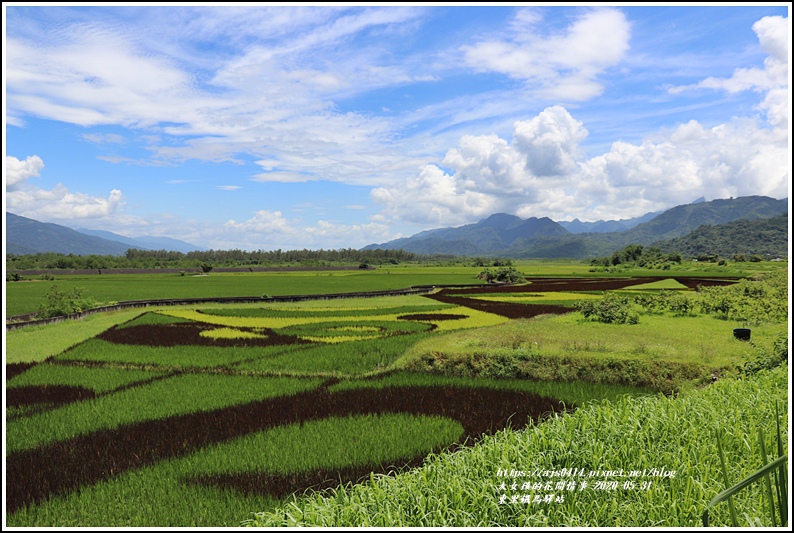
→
(613, 195, 788, 245)
(558, 210, 661, 234)
(653, 213, 789, 259)
(364, 214, 570, 255)
(6, 213, 136, 256)
(364, 195, 788, 259)
(6, 213, 205, 256)
(77, 229, 205, 253)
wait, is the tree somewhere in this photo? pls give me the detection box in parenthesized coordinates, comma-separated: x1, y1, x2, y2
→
(477, 266, 525, 284)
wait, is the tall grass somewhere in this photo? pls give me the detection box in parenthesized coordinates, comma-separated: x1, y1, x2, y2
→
(247, 365, 788, 527)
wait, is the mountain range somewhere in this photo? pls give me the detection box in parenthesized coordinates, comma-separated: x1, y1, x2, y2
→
(5, 213, 204, 255)
(364, 195, 788, 259)
(5, 195, 788, 259)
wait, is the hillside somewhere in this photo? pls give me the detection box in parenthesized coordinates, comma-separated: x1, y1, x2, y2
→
(364, 214, 571, 255)
(653, 213, 789, 259)
(6, 213, 135, 256)
(365, 196, 788, 259)
(6, 213, 204, 255)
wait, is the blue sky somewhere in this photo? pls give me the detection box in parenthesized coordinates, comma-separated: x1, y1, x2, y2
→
(4, 3, 790, 251)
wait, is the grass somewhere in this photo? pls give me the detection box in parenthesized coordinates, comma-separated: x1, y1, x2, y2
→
(8, 261, 785, 317)
(55, 338, 301, 369)
(5, 308, 159, 363)
(247, 365, 788, 527)
(4, 268, 486, 316)
(199, 302, 453, 318)
(394, 311, 785, 392)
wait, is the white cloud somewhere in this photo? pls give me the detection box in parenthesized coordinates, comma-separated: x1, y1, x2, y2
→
(251, 171, 318, 183)
(513, 107, 587, 177)
(7, 184, 123, 220)
(217, 185, 241, 191)
(373, 99, 790, 225)
(6, 154, 124, 221)
(373, 14, 790, 227)
(224, 210, 295, 235)
(5, 155, 44, 191)
(461, 8, 630, 101)
(214, 210, 392, 250)
(82, 133, 125, 144)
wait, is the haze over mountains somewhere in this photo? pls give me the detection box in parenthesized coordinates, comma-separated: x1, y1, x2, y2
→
(5, 213, 204, 255)
(364, 195, 788, 259)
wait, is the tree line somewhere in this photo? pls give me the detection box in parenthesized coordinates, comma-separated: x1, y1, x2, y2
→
(6, 248, 424, 271)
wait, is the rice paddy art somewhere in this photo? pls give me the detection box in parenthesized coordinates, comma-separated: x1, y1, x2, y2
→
(5, 290, 579, 526)
(9, 276, 757, 527)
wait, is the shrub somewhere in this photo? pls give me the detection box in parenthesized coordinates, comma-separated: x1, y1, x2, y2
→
(477, 267, 525, 284)
(35, 285, 101, 319)
(742, 333, 788, 375)
(698, 271, 787, 325)
(667, 294, 696, 317)
(575, 293, 639, 325)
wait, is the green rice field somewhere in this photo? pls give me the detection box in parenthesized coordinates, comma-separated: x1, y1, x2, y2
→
(4, 270, 788, 527)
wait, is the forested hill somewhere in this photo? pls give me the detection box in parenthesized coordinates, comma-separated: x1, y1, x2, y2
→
(365, 195, 787, 259)
(653, 213, 789, 259)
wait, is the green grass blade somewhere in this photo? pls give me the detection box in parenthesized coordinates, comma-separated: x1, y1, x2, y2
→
(702, 455, 789, 526)
(775, 401, 788, 525)
(715, 429, 739, 526)
(758, 428, 777, 527)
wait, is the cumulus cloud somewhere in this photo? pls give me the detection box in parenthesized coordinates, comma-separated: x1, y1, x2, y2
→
(224, 210, 295, 235)
(6, 154, 124, 221)
(372, 106, 592, 225)
(462, 8, 630, 101)
(373, 99, 789, 225)
(7, 184, 123, 220)
(373, 15, 789, 227)
(5, 155, 44, 191)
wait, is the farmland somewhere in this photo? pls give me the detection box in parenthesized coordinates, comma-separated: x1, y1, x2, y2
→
(4, 262, 789, 527)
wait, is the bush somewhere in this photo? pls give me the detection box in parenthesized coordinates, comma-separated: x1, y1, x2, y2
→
(575, 293, 639, 325)
(666, 294, 695, 317)
(742, 333, 788, 375)
(477, 267, 525, 284)
(698, 271, 787, 325)
(35, 285, 101, 319)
